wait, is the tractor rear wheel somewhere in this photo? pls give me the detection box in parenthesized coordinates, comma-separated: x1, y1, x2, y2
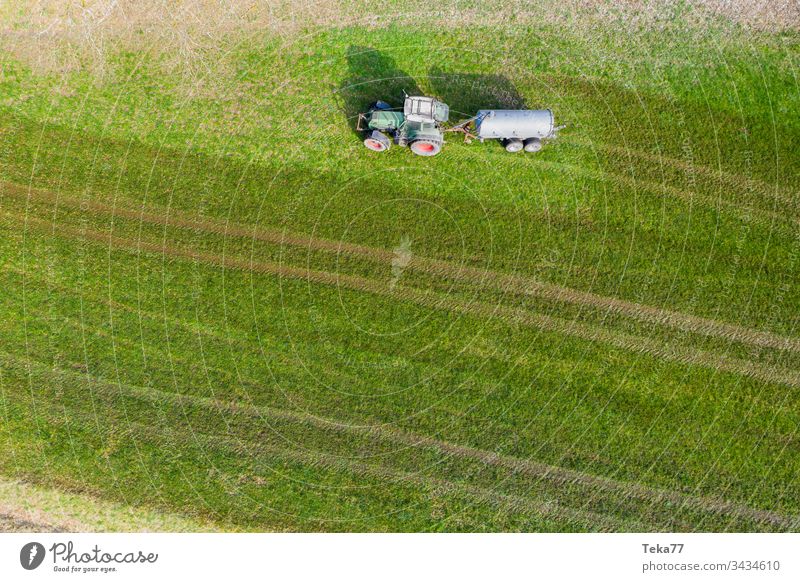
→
(410, 139, 442, 157)
(364, 131, 391, 152)
(505, 138, 523, 153)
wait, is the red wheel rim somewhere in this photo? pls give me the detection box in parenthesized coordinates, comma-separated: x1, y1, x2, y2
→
(364, 139, 385, 151)
(415, 142, 435, 152)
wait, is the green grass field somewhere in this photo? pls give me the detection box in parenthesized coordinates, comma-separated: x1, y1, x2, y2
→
(0, 1, 798, 531)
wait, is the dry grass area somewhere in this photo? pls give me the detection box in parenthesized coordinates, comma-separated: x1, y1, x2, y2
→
(0, 476, 225, 532)
(696, 0, 800, 31)
(0, 1, 796, 79)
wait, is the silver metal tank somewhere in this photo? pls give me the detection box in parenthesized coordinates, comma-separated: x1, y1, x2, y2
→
(475, 109, 554, 140)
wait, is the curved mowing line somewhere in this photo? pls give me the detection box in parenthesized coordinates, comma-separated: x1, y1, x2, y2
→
(3, 180, 799, 355)
(137, 420, 645, 531)
(12, 375, 642, 532)
(585, 141, 800, 215)
(535, 159, 799, 234)
(10, 209, 800, 390)
(2, 337, 796, 528)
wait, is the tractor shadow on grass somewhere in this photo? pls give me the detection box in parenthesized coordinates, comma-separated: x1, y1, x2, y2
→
(338, 46, 423, 139)
(427, 67, 527, 121)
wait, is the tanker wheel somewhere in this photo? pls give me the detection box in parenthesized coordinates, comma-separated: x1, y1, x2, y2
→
(410, 139, 442, 157)
(524, 138, 542, 153)
(364, 131, 391, 152)
(504, 138, 523, 153)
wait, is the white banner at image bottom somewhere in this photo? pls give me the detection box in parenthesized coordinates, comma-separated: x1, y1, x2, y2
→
(0, 532, 797, 581)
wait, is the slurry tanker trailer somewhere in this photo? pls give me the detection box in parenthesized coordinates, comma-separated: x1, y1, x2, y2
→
(358, 94, 562, 157)
(470, 109, 556, 152)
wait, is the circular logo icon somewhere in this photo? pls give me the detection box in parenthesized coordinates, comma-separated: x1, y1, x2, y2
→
(20, 542, 46, 570)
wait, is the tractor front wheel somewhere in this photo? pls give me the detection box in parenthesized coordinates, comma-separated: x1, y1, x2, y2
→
(364, 131, 391, 152)
(410, 139, 442, 157)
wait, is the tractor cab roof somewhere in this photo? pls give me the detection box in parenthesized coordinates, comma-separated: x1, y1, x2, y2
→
(403, 96, 449, 123)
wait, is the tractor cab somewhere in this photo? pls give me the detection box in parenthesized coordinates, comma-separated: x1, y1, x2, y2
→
(403, 95, 449, 123)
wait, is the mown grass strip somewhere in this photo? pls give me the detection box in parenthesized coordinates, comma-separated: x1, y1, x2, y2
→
(1, 323, 795, 530)
(9, 209, 800, 389)
(3, 179, 798, 355)
(1, 355, 648, 532)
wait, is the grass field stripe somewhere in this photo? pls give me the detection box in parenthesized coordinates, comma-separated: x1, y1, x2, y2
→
(583, 141, 800, 215)
(0, 351, 666, 531)
(8, 374, 646, 532)
(172, 428, 653, 532)
(31, 406, 664, 532)
(2, 349, 792, 530)
(11, 209, 800, 390)
(4, 180, 799, 355)
(6, 272, 786, 532)
(534, 160, 799, 234)
(154, 392, 800, 530)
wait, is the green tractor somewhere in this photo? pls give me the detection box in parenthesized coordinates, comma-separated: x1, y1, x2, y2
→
(358, 95, 449, 156)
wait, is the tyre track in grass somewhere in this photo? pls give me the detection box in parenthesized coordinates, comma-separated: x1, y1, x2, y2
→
(4, 346, 655, 531)
(0, 512, 69, 533)
(1, 289, 796, 531)
(2, 356, 646, 532)
(585, 141, 800, 215)
(5, 200, 799, 527)
(130, 419, 649, 532)
(0, 267, 743, 532)
(8, 208, 800, 390)
(3, 180, 799, 355)
(3, 277, 793, 531)
(536, 159, 799, 235)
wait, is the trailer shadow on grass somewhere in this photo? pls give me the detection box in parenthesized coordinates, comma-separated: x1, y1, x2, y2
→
(337, 46, 423, 139)
(427, 67, 527, 120)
